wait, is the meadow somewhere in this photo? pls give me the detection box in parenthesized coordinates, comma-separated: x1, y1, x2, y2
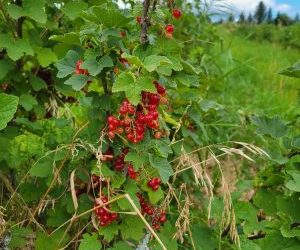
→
(217, 25, 299, 120)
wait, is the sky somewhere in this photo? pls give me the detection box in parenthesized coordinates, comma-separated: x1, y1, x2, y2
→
(215, 0, 300, 17)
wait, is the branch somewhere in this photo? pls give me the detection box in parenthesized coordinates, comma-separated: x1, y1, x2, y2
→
(140, 0, 151, 44)
(151, 0, 157, 11)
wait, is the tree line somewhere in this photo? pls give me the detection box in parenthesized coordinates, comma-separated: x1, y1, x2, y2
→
(223, 1, 299, 26)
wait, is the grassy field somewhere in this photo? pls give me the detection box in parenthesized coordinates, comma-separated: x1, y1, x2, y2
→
(216, 27, 299, 121)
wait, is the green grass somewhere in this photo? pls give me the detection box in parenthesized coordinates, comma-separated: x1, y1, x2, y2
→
(216, 27, 299, 120)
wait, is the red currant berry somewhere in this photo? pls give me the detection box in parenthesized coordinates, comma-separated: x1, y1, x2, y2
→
(124, 117, 132, 126)
(172, 8, 182, 19)
(165, 24, 174, 34)
(116, 127, 124, 134)
(154, 131, 162, 139)
(154, 81, 166, 95)
(136, 16, 142, 24)
(119, 105, 128, 115)
(120, 31, 126, 37)
(122, 148, 130, 155)
(128, 105, 135, 114)
(152, 223, 160, 230)
(159, 214, 167, 223)
(108, 131, 115, 139)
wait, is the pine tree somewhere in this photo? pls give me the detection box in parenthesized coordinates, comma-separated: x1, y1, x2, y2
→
(274, 12, 281, 25)
(228, 13, 235, 23)
(266, 8, 273, 23)
(238, 12, 246, 24)
(254, 1, 267, 24)
(247, 13, 253, 24)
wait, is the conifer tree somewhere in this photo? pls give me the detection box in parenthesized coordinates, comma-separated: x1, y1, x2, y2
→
(254, 1, 267, 24)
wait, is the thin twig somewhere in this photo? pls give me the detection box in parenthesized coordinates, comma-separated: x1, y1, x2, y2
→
(141, 0, 151, 44)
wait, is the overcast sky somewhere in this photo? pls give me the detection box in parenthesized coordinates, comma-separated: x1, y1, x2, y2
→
(215, 0, 300, 17)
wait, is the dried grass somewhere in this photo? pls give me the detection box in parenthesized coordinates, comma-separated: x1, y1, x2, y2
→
(0, 206, 6, 238)
(168, 141, 268, 249)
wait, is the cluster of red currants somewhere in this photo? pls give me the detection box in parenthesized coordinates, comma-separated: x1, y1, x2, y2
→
(127, 165, 138, 179)
(147, 177, 161, 191)
(137, 193, 167, 230)
(75, 60, 89, 75)
(113, 148, 129, 171)
(107, 81, 167, 144)
(112, 148, 139, 179)
(94, 196, 118, 227)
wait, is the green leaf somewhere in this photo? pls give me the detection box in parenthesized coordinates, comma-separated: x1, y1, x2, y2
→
(79, 233, 101, 250)
(8, 0, 47, 23)
(24, 0, 47, 23)
(108, 242, 132, 250)
(234, 201, 258, 222)
(191, 224, 218, 250)
(82, 55, 113, 76)
(120, 216, 145, 241)
(149, 222, 178, 250)
(46, 206, 69, 227)
(122, 53, 144, 67)
(148, 187, 164, 204)
(124, 151, 148, 170)
(156, 64, 173, 76)
(149, 155, 173, 183)
(182, 60, 201, 75)
(49, 33, 81, 45)
(251, 115, 288, 138)
(9, 227, 33, 249)
(285, 171, 300, 192)
(65, 74, 89, 91)
(143, 55, 172, 72)
(0, 93, 19, 130)
(281, 222, 300, 238)
(154, 140, 172, 158)
(35, 47, 58, 67)
(162, 110, 180, 126)
(0, 59, 14, 80)
(56, 50, 80, 78)
(29, 75, 47, 91)
(29, 160, 53, 177)
(7, 4, 23, 19)
(253, 189, 277, 215)
(118, 181, 140, 210)
(111, 174, 126, 189)
(98, 223, 118, 242)
(256, 231, 299, 250)
(279, 61, 300, 78)
(6, 38, 34, 61)
(35, 230, 69, 250)
(61, 1, 89, 20)
(240, 238, 261, 250)
(112, 73, 156, 105)
(83, 6, 130, 27)
(19, 94, 38, 111)
(276, 195, 300, 221)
